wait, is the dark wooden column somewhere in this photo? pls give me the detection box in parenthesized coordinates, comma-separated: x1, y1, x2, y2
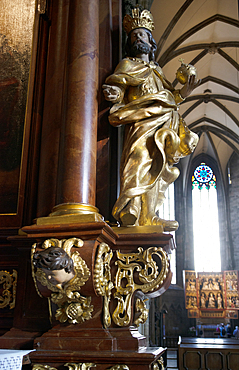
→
(36, 0, 69, 219)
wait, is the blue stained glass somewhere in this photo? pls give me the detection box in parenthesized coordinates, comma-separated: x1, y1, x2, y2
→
(192, 163, 216, 190)
(194, 164, 213, 183)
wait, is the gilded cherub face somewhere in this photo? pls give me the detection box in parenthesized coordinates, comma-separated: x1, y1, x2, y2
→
(33, 246, 76, 288)
(42, 268, 75, 287)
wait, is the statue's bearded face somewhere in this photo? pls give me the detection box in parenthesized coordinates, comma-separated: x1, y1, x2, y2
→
(129, 28, 151, 57)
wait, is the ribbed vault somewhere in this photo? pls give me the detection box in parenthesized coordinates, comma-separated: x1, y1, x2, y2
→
(151, 0, 239, 187)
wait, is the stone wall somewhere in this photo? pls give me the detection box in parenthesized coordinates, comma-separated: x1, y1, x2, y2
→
(228, 152, 239, 269)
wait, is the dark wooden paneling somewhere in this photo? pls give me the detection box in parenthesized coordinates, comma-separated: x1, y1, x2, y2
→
(178, 337, 239, 370)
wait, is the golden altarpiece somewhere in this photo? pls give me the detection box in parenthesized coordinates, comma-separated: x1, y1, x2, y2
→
(0, 2, 199, 369)
(184, 270, 239, 319)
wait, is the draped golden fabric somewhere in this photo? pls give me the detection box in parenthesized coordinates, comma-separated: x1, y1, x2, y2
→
(105, 57, 198, 229)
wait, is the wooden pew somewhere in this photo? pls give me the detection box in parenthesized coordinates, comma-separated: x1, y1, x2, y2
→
(178, 336, 239, 370)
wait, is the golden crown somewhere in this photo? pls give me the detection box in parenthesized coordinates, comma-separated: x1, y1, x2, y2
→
(123, 8, 155, 35)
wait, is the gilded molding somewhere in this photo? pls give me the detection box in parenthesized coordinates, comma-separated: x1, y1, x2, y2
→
(133, 298, 149, 327)
(31, 243, 43, 298)
(32, 364, 128, 370)
(31, 238, 93, 324)
(33, 364, 96, 370)
(113, 247, 169, 326)
(93, 242, 113, 328)
(65, 363, 96, 370)
(33, 365, 57, 370)
(55, 296, 93, 325)
(107, 366, 129, 370)
(153, 357, 165, 370)
(37, 0, 46, 14)
(32, 239, 170, 328)
(0, 269, 17, 309)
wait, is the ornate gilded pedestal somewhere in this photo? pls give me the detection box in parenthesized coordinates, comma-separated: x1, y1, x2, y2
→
(19, 221, 173, 370)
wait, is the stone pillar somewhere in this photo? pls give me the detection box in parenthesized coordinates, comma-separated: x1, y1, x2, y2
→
(50, 0, 101, 220)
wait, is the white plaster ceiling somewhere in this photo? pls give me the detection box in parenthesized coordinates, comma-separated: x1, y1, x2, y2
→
(151, 0, 239, 187)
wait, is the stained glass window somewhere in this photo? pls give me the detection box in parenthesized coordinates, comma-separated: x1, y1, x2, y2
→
(192, 162, 221, 272)
(192, 163, 216, 190)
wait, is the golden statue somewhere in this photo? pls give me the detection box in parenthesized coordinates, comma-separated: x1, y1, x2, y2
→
(103, 8, 199, 231)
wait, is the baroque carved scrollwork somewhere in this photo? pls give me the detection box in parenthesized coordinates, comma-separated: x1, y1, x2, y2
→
(65, 363, 96, 370)
(113, 247, 169, 326)
(153, 357, 165, 370)
(32, 237, 170, 329)
(31, 238, 93, 324)
(93, 242, 113, 328)
(107, 366, 129, 370)
(33, 365, 57, 370)
(93, 243, 169, 328)
(133, 298, 149, 327)
(0, 269, 17, 309)
(33, 364, 96, 370)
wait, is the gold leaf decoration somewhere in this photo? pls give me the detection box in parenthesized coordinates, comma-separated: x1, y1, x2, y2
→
(93, 242, 113, 328)
(55, 297, 94, 324)
(134, 298, 149, 327)
(0, 269, 17, 309)
(31, 238, 93, 325)
(64, 363, 96, 370)
(107, 365, 130, 370)
(153, 357, 165, 370)
(113, 247, 169, 326)
(32, 365, 57, 370)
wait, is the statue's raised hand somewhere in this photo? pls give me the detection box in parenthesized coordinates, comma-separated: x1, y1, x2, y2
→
(180, 75, 201, 99)
(102, 84, 122, 102)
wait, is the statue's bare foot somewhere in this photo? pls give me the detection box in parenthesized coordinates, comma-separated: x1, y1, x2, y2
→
(119, 204, 139, 226)
(145, 213, 179, 231)
(161, 219, 179, 232)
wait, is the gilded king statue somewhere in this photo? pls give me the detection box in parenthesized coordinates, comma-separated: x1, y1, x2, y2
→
(103, 8, 199, 231)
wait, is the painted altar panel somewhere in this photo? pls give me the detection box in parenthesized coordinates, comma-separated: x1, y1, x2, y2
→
(183, 270, 239, 318)
(0, 0, 35, 215)
(198, 272, 224, 309)
(184, 270, 198, 309)
(224, 270, 239, 309)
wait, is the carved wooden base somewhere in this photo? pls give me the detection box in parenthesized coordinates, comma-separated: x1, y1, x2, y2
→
(3, 221, 174, 370)
(30, 346, 166, 370)
(32, 326, 147, 352)
(0, 328, 44, 350)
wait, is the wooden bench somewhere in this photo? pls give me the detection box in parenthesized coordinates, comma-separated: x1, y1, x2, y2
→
(178, 336, 239, 370)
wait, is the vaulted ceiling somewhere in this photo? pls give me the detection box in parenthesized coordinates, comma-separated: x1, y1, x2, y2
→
(151, 0, 239, 188)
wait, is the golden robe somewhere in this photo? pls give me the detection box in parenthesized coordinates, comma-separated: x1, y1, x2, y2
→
(105, 57, 198, 226)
